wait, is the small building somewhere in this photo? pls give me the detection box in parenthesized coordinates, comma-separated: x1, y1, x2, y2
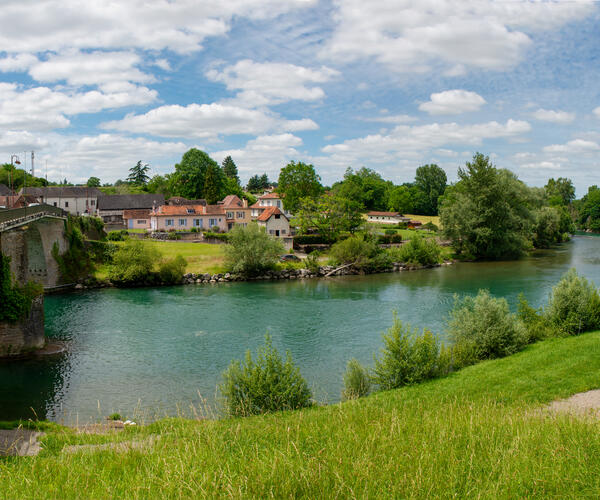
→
(22, 186, 102, 216)
(250, 192, 291, 219)
(149, 204, 227, 232)
(408, 220, 423, 229)
(123, 209, 152, 230)
(218, 195, 251, 230)
(97, 193, 165, 228)
(0, 194, 38, 209)
(366, 211, 411, 225)
(256, 206, 293, 250)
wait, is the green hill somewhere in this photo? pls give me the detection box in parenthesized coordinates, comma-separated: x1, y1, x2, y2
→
(3, 332, 600, 498)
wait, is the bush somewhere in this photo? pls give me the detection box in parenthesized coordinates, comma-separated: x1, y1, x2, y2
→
(517, 294, 554, 342)
(190, 227, 198, 233)
(87, 240, 116, 264)
(219, 336, 312, 417)
(0, 254, 43, 323)
(377, 234, 403, 244)
(294, 234, 334, 245)
(544, 268, 600, 335)
(329, 234, 379, 268)
(224, 222, 285, 276)
(158, 255, 187, 284)
(384, 228, 396, 236)
(342, 359, 371, 400)
(447, 290, 528, 368)
(388, 234, 442, 266)
(107, 229, 128, 241)
(203, 231, 229, 242)
(108, 240, 160, 285)
(372, 317, 441, 390)
(422, 221, 439, 232)
(167, 232, 181, 240)
(304, 251, 321, 273)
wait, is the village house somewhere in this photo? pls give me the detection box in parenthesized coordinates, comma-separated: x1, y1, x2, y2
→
(22, 186, 102, 216)
(122, 209, 152, 230)
(256, 206, 293, 250)
(149, 204, 227, 232)
(218, 195, 251, 230)
(97, 193, 165, 228)
(250, 192, 292, 220)
(366, 211, 411, 225)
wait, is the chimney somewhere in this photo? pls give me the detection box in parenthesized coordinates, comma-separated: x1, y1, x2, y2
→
(243, 198, 248, 208)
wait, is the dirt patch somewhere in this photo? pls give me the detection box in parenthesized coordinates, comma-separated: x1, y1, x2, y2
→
(546, 389, 600, 416)
(0, 429, 43, 456)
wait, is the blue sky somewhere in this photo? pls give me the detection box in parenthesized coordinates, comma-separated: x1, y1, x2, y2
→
(0, 0, 599, 196)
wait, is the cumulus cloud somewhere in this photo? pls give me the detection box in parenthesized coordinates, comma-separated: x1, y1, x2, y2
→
(206, 60, 339, 107)
(419, 90, 486, 115)
(321, 0, 593, 73)
(0, 130, 49, 152)
(363, 114, 417, 123)
(101, 103, 318, 139)
(594, 106, 600, 118)
(531, 108, 575, 124)
(543, 139, 600, 154)
(0, 53, 38, 72)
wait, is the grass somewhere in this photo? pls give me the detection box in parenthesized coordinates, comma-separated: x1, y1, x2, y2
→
(3, 332, 600, 498)
(404, 214, 441, 226)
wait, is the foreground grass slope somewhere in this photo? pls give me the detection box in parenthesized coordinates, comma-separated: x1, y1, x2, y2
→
(3, 332, 600, 498)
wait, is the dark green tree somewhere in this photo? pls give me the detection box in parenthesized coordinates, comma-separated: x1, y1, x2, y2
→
(545, 177, 575, 206)
(222, 156, 240, 184)
(170, 149, 225, 201)
(86, 176, 101, 187)
(414, 164, 447, 215)
(247, 173, 270, 192)
(203, 161, 226, 204)
(579, 186, 600, 232)
(146, 174, 171, 197)
(277, 161, 323, 213)
(332, 167, 391, 211)
(127, 161, 150, 185)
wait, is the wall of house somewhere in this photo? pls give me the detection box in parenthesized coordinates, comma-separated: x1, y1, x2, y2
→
(44, 196, 97, 216)
(151, 214, 227, 232)
(127, 218, 150, 229)
(260, 215, 290, 237)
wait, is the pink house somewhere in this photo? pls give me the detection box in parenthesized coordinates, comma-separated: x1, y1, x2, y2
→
(149, 204, 227, 232)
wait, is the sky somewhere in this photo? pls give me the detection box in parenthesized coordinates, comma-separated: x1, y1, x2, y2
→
(0, 0, 599, 196)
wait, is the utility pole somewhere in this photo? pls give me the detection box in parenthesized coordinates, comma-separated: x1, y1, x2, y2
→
(31, 151, 35, 178)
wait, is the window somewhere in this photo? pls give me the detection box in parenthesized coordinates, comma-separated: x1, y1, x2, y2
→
(166, 219, 174, 226)
(194, 219, 203, 227)
(137, 220, 146, 224)
(281, 229, 286, 235)
(277, 200, 281, 207)
(64, 201, 69, 207)
(91, 200, 95, 206)
(236, 211, 245, 219)
(219, 218, 222, 222)
(209, 218, 217, 227)
(275, 214, 280, 219)
(186, 208, 195, 214)
(86, 199, 89, 206)
(53, 202, 57, 207)
(179, 219, 187, 226)
(269, 230, 275, 235)
(226, 211, 234, 219)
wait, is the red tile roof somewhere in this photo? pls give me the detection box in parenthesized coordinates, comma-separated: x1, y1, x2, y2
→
(151, 204, 208, 216)
(219, 195, 243, 208)
(123, 209, 151, 219)
(258, 192, 282, 199)
(257, 206, 286, 222)
(367, 211, 405, 217)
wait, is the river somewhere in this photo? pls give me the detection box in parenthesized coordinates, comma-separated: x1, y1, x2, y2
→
(2, 235, 600, 423)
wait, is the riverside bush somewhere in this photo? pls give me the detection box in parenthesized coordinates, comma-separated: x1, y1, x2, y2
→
(108, 240, 160, 285)
(304, 251, 321, 273)
(372, 317, 441, 390)
(220, 336, 312, 417)
(388, 234, 442, 266)
(0, 253, 42, 322)
(224, 223, 284, 276)
(447, 290, 528, 367)
(107, 229, 128, 241)
(329, 234, 379, 268)
(342, 359, 371, 400)
(158, 255, 187, 284)
(545, 268, 600, 335)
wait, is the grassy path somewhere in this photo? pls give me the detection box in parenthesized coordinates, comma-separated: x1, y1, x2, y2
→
(3, 332, 600, 498)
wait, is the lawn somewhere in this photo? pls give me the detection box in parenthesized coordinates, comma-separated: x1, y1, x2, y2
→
(3, 332, 600, 498)
(404, 214, 441, 226)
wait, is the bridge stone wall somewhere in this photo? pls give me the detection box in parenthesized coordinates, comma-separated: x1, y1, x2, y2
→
(0, 296, 45, 357)
(0, 217, 68, 288)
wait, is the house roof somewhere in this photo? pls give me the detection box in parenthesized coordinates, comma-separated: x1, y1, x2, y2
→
(367, 211, 404, 217)
(97, 193, 165, 210)
(249, 201, 263, 209)
(219, 194, 245, 208)
(22, 186, 103, 198)
(257, 206, 287, 222)
(166, 196, 207, 206)
(205, 204, 226, 215)
(0, 184, 11, 196)
(123, 209, 151, 219)
(152, 204, 206, 216)
(258, 192, 281, 199)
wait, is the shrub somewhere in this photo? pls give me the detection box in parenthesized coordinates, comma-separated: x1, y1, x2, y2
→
(220, 336, 312, 417)
(388, 234, 442, 266)
(107, 230, 128, 241)
(544, 268, 600, 335)
(304, 251, 321, 273)
(329, 234, 379, 268)
(224, 222, 285, 276)
(372, 317, 441, 390)
(203, 231, 229, 242)
(384, 228, 396, 236)
(342, 358, 371, 400)
(0, 253, 43, 323)
(167, 232, 181, 240)
(447, 289, 528, 368)
(158, 255, 187, 284)
(190, 227, 198, 233)
(294, 234, 334, 245)
(397, 222, 408, 229)
(517, 293, 554, 342)
(422, 221, 439, 232)
(108, 240, 160, 285)
(211, 226, 221, 233)
(377, 234, 403, 244)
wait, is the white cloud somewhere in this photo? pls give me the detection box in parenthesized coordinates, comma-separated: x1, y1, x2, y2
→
(0, 1, 316, 55)
(519, 161, 562, 170)
(593, 107, 600, 118)
(543, 139, 600, 154)
(419, 90, 486, 115)
(531, 108, 575, 124)
(206, 60, 339, 107)
(0, 53, 38, 72)
(321, 0, 593, 73)
(212, 133, 303, 181)
(0, 130, 49, 152)
(363, 114, 417, 124)
(101, 102, 318, 139)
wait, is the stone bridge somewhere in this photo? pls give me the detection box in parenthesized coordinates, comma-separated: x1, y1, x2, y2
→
(0, 205, 68, 289)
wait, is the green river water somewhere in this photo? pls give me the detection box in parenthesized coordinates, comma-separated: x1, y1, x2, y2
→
(2, 235, 600, 423)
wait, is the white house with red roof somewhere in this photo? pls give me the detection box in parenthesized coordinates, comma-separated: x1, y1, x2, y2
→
(250, 192, 292, 220)
(366, 211, 411, 224)
(256, 206, 293, 249)
(149, 203, 227, 232)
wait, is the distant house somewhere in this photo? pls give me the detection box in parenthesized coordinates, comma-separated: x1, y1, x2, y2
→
(97, 193, 165, 227)
(149, 204, 227, 232)
(165, 197, 207, 206)
(123, 209, 152, 230)
(256, 206, 293, 250)
(366, 211, 411, 225)
(0, 194, 38, 209)
(250, 192, 291, 219)
(408, 220, 423, 229)
(22, 186, 102, 216)
(218, 195, 251, 230)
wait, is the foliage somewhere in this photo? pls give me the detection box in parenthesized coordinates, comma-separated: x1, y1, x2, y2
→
(386, 185, 416, 213)
(158, 255, 187, 284)
(517, 294, 554, 342)
(0, 253, 42, 323)
(222, 156, 239, 184)
(329, 234, 379, 268)
(127, 160, 151, 186)
(224, 223, 285, 276)
(545, 177, 575, 206)
(86, 176, 101, 187)
(292, 193, 364, 242)
(376, 233, 403, 244)
(108, 240, 160, 285)
(332, 167, 391, 211)
(532, 206, 562, 248)
(342, 359, 371, 400)
(422, 221, 438, 232)
(52, 217, 96, 282)
(388, 234, 442, 266)
(277, 161, 323, 213)
(414, 164, 447, 215)
(304, 251, 321, 273)
(384, 228, 396, 235)
(107, 229, 129, 241)
(247, 173, 271, 192)
(447, 289, 528, 368)
(440, 152, 535, 260)
(146, 174, 171, 197)
(169, 149, 226, 203)
(578, 185, 600, 232)
(203, 231, 230, 242)
(293, 234, 339, 245)
(220, 335, 312, 417)
(372, 317, 441, 390)
(545, 268, 600, 335)
(0, 163, 48, 192)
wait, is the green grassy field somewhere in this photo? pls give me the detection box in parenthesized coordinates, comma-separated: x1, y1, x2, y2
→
(3, 332, 600, 498)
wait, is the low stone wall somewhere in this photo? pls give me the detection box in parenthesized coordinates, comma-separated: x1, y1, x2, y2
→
(0, 296, 45, 357)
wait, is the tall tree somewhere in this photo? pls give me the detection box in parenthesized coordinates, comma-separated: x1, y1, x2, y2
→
(277, 161, 323, 213)
(332, 167, 390, 211)
(86, 176, 101, 187)
(545, 177, 575, 206)
(170, 148, 225, 201)
(222, 156, 240, 184)
(203, 161, 226, 204)
(414, 164, 447, 215)
(127, 161, 150, 185)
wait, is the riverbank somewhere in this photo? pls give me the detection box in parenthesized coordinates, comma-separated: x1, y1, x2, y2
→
(2, 331, 600, 497)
